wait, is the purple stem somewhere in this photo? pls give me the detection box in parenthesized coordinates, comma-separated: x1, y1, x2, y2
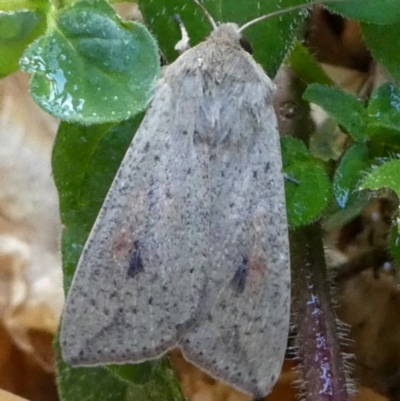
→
(290, 225, 350, 401)
(274, 66, 350, 401)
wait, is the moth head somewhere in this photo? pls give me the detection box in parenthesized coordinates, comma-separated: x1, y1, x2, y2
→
(191, 2, 248, 51)
(209, 23, 240, 42)
(208, 24, 253, 54)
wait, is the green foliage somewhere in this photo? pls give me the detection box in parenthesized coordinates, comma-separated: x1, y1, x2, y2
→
(282, 137, 331, 227)
(303, 80, 400, 256)
(327, 0, 400, 24)
(288, 41, 333, 86)
(303, 84, 368, 142)
(367, 83, 400, 140)
(2, 0, 400, 399)
(362, 23, 400, 83)
(361, 159, 400, 195)
(57, 340, 184, 401)
(20, 0, 160, 124)
(333, 143, 369, 208)
(0, 9, 47, 77)
(57, 350, 134, 401)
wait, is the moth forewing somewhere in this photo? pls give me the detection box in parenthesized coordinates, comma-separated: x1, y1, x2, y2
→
(60, 22, 290, 399)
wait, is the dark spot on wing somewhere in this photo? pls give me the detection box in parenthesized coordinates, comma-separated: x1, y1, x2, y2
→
(193, 130, 200, 144)
(231, 257, 248, 294)
(127, 240, 144, 278)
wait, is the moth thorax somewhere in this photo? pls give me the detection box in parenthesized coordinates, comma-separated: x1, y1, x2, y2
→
(209, 23, 242, 45)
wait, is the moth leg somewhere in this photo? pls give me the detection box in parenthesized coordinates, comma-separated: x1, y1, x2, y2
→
(174, 14, 191, 53)
(283, 173, 300, 185)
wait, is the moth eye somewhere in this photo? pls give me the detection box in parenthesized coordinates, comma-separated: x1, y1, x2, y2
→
(160, 51, 168, 66)
(239, 37, 253, 54)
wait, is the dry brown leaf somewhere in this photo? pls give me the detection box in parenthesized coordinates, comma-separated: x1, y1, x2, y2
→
(0, 71, 61, 400)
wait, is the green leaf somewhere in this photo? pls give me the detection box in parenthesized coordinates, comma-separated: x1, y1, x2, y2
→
(108, 363, 156, 384)
(361, 159, 400, 196)
(367, 83, 400, 136)
(21, 0, 159, 124)
(288, 41, 333, 86)
(327, 0, 400, 24)
(53, 117, 185, 400)
(139, 0, 315, 77)
(57, 340, 184, 401)
(282, 135, 309, 160)
(362, 23, 400, 83)
(282, 137, 331, 227)
(57, 344, 133, 401)
(333, 143, 370, 209)
(108, 359, 184, 400)
(0, 10, 46, 77)
(303, 84, 368, 142)
(0, 0, 48, 12)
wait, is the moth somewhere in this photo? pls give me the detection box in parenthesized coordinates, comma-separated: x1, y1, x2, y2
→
(58, 1, 305, 398)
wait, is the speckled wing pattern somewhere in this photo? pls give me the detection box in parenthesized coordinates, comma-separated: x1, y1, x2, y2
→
(174, 32, 290, 398)
(60, 57, 210, 365)
(61, 23, 290, 399)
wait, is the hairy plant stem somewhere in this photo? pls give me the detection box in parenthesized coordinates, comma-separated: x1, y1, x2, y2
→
(274, 66, 350, 401)
(290, 225, 349, 401)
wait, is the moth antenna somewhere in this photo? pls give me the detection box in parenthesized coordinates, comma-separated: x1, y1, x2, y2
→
(174, 14, 191, 53)
(192, 0, 218, 31)
(239, 0, 350, 33)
